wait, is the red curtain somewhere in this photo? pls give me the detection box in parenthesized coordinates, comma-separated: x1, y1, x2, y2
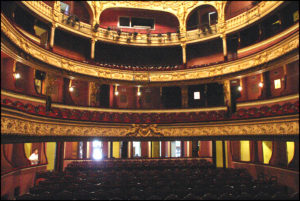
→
(230, 141, 240, 161)
(250, 140, 263, 163)
(269, 141, 287, 168)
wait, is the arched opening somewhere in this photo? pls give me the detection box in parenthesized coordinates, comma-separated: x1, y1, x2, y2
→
(225, 1, 258, 20)
(100, 8, 179, 34)
(60, 1, 93, 24)
(186, 5, 218, 31)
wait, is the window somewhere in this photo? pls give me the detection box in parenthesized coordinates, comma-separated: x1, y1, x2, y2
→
(274, 79, 281, 89)
(194, 91, 200, 100)
(132, 141, 141, 157)
(119, 17, 130, 27)
(60, 2, 70, 15)
(171, 141, 181, 157)
(92, 140, 103, 160)
(119, 17, 155, 29)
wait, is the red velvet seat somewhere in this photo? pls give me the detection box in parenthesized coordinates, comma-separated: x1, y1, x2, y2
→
(37, 105, 46, 115)
(2, 99, 14, 106)
(61, 109, 70, 119)
(25, 103, 36, 114)
(15, 101, 25, 111)
(81, 111, 90, 121)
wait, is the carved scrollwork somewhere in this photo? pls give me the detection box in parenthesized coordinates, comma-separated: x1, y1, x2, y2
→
(126, 124, 163, 137)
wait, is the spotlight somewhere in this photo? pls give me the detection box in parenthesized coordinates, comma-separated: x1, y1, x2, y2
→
(238, 86, 242, 91)
(258, 82, 263, 87)
(14, 73, 21, 79)
(69, 86, 74, 92)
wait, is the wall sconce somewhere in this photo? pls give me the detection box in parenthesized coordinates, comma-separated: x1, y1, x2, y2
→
(13, 72, 21, 79)
(238, 86, 242, 91)
(258, 82, 263, 88)
(69, 86, 74, 92)
(114, 85, 119, 96)
(69, 79, 74, 92)
(137, 86, 141, 96)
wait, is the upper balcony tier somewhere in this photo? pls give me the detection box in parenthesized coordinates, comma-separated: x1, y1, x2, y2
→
(19, 1, 284, 46)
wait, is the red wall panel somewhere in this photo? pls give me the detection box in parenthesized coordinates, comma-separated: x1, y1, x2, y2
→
(225, 1, 254, 20)
(141, 141, 148, 157)
(245, 74, 263, 101)
(269, 66, 285, 97)
(1, 58, 17, 91)
(70, 79, 89, 106)
(285, 60, 299, 95)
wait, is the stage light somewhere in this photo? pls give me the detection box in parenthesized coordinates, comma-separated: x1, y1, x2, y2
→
(258, 82, 263, 87)
(238, 86, 242, 91)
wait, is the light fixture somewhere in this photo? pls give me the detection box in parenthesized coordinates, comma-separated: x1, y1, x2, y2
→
(258, 82, 263, 87)
(69, 86, 74, 92)
(137, 86, 141, 96)
(13, 72, 21, 79)
(238, 86, 242, 91)
(114, 85, 119, 96)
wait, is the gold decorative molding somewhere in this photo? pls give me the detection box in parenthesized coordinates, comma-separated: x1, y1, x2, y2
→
(126, 124, 163, 137)
(21, 1, 283, 46)
(237, 94, 299, 108)
(1, 114, 298, 137)
(1, 14, 299, 82)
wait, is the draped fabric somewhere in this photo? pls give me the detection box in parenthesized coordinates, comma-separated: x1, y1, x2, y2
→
(55, 142, 64, 172)
(250, 140, 263, 163)
(269, 141, 287, 168)
(12, 143, 30, 167)
(198, 141, 212, 157)
(230, 141, 240, 161)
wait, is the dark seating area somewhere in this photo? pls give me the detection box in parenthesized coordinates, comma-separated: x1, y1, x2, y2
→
(16, 159, 298, 200)
(2, 97, 298, 124)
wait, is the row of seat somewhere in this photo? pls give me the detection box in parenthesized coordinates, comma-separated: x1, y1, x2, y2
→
(16, 159, 298, 200)
(2, 98, 299, 123)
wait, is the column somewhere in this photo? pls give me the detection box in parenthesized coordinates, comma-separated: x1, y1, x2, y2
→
(181, 85, 188, 108)
(50, 24, 56, 48)
(181, 141, 185, 157)
(181, 43, 186, 64)
(223, 80, 231, 116)
(109, 141, 113, 158)
(221, 34, 227, 61)
(192, 140, 198, 157)
(121, 141, 128, 159)
(91, 38, 96, 59)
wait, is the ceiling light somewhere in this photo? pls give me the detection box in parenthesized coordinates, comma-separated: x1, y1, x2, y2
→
(258, 82, 263, 87)
(238, 86, 242, 91)
(115, 91, 119, 96)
